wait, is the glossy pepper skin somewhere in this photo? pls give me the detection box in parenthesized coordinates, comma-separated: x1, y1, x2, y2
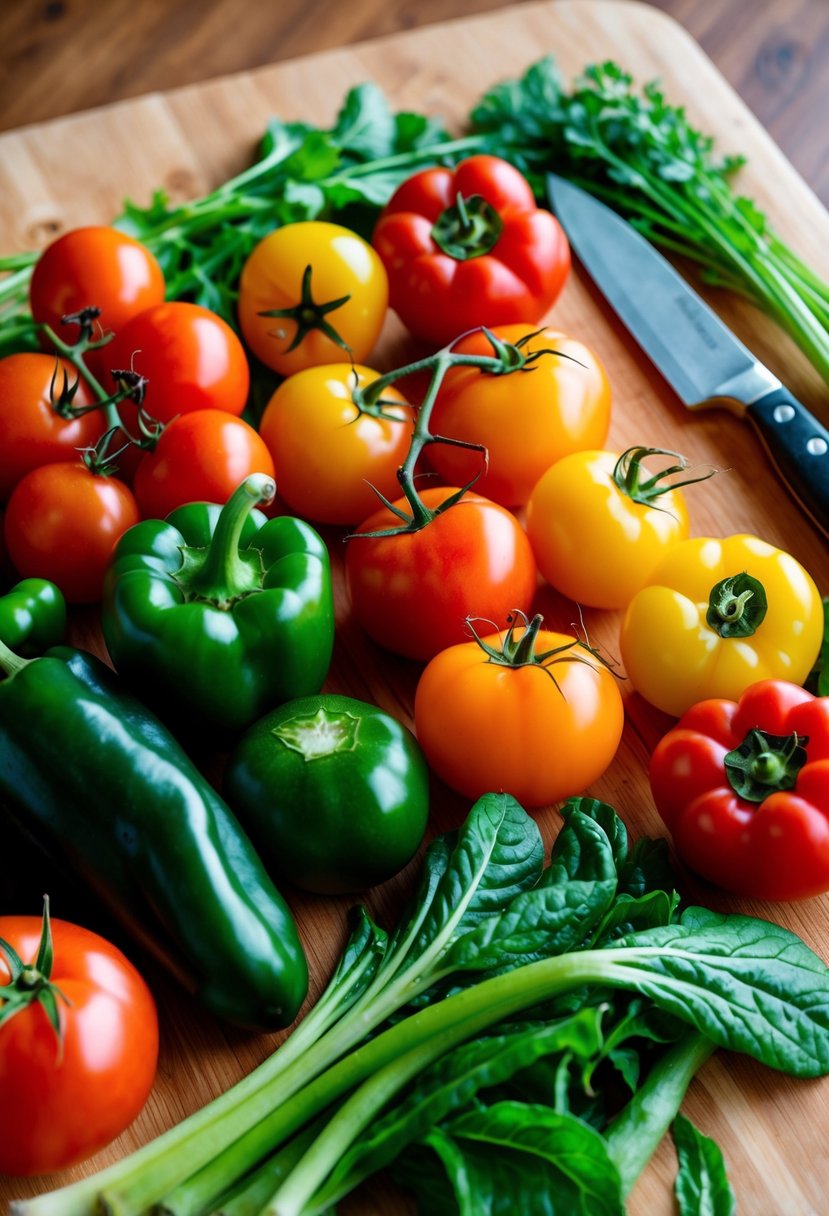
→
(620, 533, 823, 717)
(224, 693, 429, 895)
(0, 578, 65, 655)
(649, 680, 829, 901)
(102, 474, 335, 738)
(0, 640, 308, 1030)
(372, 154, 570, 347)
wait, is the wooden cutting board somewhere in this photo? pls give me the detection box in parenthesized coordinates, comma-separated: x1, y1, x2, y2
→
(1, 2, 828, 1213)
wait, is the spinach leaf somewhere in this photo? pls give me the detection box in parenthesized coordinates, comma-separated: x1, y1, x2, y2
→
(413, 1102, 625, 1216)
(672, 1113, 736, 1216)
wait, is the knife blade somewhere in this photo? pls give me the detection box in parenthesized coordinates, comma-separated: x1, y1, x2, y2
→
(546, 173, 829, 536)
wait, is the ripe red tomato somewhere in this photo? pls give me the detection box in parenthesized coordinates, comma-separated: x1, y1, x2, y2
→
(29, 226, 165, 378)
(0, 353, 103, 501)
(133, 409, 276, 519)
(428, 325, 612, 507)
(105, 302, 250, 424)
(345, 486, 538, 661)
(4, 462, 140, 603)
(257, 364, 415, 525)
(0, 910, 158, 1176)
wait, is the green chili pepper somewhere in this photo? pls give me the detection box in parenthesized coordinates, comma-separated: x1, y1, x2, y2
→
(101, 473, 335, 737)
(0, 579, 65, 655)
(0, 639, 308, 1031)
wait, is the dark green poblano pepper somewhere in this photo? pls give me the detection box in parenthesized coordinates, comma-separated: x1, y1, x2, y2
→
(101, 473, 335, 737)
(0, 638, 308, 1031)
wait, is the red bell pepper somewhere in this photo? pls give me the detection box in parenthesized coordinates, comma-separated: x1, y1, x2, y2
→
(649, 679, 829, 901)
(372, 154, 570, 346)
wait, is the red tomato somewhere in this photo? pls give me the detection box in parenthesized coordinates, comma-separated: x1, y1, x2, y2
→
(257, 364, 414, 526)
(345, 486, 538, 661)
(105, 302, 250, 424)
(133, 409, 276, 519)
(0, 353, 103, 501)
(29, 226, 165, 378)
(428, 325, 612, 507)
(373, 155, 570, 347)
(4, 462, 140, 603)
(0, 911, 158, 1175)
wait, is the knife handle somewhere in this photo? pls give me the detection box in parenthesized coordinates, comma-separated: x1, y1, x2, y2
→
(747, 386, 829, 536)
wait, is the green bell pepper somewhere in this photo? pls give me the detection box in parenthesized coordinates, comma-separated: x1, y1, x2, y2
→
(0, 579, 65, 655)
(0, 637, 308, 1031)
(224, 694, 430, 894)
(101, 474, 335, 737)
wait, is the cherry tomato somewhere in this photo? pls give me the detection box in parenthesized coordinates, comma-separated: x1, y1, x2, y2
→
(237, 221, 388, 376)
(0, 353, 102, 501)
(345, 486, 538, 661)
(133, 409, 276, 519)
(105, 302, 250, 424)
(427, 325, 611, 506)
(4, 462, 140, 603)
(414, 618, 624, 806)
(29, 226, 165, 378)
(258, 364, 414, 526)
(0, 909, 158, 1176)
(526, 448, 691, 609)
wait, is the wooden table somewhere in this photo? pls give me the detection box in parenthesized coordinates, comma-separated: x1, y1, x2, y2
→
(1, 2, 828, 1214)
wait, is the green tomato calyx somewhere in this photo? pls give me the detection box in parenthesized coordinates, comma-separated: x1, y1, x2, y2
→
(257, 263, 353, 355)
(431, 192, 504, 260)
(467, 610, 616, 692)
(274, 706, 362, 761)
(174, 474, 275, 608)
(706, 571, 768, 638)
(725, 728, 808, 802)
(0, 896, 70, 1046)
(612, 445, 716, 508)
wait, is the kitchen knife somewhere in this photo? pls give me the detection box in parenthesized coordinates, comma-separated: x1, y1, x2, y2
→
(546, 173, 829, 536)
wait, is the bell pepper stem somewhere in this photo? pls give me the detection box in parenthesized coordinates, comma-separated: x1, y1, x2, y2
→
(0, 637, 31, 679)
(184, 474, 277, 603)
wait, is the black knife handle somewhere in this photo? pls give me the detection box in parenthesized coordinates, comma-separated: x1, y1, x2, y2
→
(746, 386, 829, 536)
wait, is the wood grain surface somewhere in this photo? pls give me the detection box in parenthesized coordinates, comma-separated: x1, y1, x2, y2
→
(1, 2, 828, 1214)
(1, 0, 828, 207)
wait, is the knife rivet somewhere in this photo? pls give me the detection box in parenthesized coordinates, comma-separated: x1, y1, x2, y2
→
(806, 437, 828, 456)
(773, 404, 796, 423)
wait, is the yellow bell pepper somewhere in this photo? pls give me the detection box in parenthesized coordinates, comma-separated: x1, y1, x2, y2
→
(620, 534, 823, 717)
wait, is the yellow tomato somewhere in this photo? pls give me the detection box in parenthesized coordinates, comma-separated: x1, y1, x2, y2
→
(237, 222, 388, 375)
(414, 616, 624, 807)
(258, 364, 414, 526)
(426, 324, 611, 507)
(620, 534, 823, 717)
(526, 448, 691, 609)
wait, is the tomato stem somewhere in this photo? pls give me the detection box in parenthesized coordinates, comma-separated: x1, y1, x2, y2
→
(257, 264, 353, 355)
(349, 329, 564, 537)
(612, 445, 717, 507)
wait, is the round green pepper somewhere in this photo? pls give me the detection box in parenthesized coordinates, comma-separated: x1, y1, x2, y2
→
(224, 694, 430, 895)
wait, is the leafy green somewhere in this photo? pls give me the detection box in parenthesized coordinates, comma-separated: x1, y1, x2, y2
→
(806, 596, 829, 696)
(672, 1113, 736, 1216)
(14, 795, 829, 1216)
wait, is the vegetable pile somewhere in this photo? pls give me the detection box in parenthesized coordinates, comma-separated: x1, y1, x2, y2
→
(9, 795, 829, 1216)
(0, 46, 828, 1216)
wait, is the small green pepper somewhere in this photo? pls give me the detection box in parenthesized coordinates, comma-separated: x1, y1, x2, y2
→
(0, 638, 308, 1030)
(101, 474, 335, 737)
(224, 694, 430, 894)
(0, 579, 65, 655)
